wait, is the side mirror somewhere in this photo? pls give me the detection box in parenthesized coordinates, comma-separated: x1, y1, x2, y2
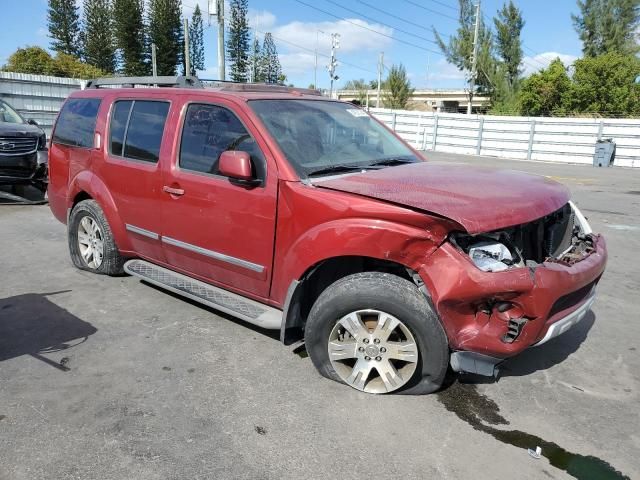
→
(219, 150, 261, 187)
(26, 118, 39, 126)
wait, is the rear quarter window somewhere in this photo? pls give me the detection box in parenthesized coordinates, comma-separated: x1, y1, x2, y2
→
(52, 98, 101, 148)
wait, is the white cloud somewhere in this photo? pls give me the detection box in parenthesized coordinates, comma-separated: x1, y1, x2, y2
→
(428, 59, 466, 82)
(521, 52, 578, 76)
(278, 52, 316, 76)
(270, 19, 392, 55)
(248, 9, 276, 30)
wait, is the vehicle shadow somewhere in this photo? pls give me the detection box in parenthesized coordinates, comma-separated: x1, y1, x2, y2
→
(0, 292, 97, 371)
(457, 310, 596, 385)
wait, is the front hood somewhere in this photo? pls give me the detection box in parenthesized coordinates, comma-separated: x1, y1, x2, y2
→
(0, 122, 43, 137)
(312, 162, 571, 234)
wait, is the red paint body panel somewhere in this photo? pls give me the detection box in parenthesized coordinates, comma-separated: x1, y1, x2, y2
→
(47, 86, 607, 362)
(314, 162, 571, 234)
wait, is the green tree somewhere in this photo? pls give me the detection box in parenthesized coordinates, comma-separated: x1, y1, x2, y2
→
(434, 0, 494, 93)
(47, 0, 82, 56)
(113, 0, 148, 75)
(148, 0, 183, 75)
(493, 1, 524, 87)
(248, 36, 264, 82)
(226, 0, 250, 82)
(261, 32, 282, 84)
(188, 4, 205, 75)
(344, 79, 369, 104)
(55, 52, 107, 78)
(2, 46, 105, 78)
(572, 0, 640, 57)
(383, 64, 414, 109)
(565, 52, 640, 116)
(82, 0, 116, 73)
(518, 58, 571, 116)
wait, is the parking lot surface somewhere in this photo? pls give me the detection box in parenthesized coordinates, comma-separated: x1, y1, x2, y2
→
(1, 153, 639, 480)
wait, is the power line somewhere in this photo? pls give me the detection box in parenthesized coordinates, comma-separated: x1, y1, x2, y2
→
(356, 0, 453, 30)
(324, 0, 439, 45)
(401, 0, 458, 21)
(292, 0, 444, 56)
(254, 27, 376, 75)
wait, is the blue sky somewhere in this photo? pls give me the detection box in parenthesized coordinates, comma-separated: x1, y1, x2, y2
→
(2, 0, 583, 89)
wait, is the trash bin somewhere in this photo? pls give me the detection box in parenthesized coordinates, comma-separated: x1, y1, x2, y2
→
(594, 139, 615, 167)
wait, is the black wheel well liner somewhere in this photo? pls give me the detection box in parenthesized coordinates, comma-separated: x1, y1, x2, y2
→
(279, 256, 419, 344)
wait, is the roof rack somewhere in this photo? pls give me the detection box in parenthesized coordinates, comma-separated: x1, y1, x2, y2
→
(85, 75, 204, 89)
(201, 80, 322, 96)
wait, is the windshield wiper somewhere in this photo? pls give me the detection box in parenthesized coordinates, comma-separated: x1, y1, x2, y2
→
(367, 157, 416, 167)
(306, 164, 374, 177)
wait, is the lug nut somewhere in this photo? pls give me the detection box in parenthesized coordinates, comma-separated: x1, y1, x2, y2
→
(364, 356, 371, 361)
(380, 347, 386, 353)
(373, 338, 380, 344)
(363, 338, 370, 344)
(358, 346, 365, 352)
(375, 356, 382, 361)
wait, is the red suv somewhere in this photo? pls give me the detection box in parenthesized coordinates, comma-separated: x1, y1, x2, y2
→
(48, 77, 607, 394)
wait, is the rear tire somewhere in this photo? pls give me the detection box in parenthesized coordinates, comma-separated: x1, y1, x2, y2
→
(68, 199, 124, 275)
(304, 272, 449, 395)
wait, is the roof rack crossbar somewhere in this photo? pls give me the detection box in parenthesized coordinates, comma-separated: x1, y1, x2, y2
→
(85, 75, 204, 89)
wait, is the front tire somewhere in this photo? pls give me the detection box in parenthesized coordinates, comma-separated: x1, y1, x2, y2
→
(304, 272, 449, 395)
(68, 199, 124, 275)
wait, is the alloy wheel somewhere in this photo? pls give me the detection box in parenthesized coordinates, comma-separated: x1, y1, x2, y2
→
(328, 309, 419, 394)
(77, 216, 104, 269)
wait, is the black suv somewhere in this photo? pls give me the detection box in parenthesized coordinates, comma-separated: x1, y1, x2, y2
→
(0, 98, 48, 195)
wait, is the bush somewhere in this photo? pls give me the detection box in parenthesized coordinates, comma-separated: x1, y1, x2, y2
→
(2, 46, 105, 79)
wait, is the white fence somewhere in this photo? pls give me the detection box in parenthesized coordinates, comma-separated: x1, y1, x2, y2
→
(0, 72, 83, 135)
(370, 107, 640, 168)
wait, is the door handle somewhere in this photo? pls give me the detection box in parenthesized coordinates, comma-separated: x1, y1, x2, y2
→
(163, 185, 185, 196)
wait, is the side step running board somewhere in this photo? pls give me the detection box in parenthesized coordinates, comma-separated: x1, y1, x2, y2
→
(125, 259, 282, 330)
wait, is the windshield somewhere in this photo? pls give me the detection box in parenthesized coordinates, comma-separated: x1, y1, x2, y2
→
(248, 99, 420, 177)
(0, 100, 25, 124)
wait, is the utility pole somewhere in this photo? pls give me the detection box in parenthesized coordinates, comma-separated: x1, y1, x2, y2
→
(327, 33, 340, 98)
(376, 52, 383, 108)
(151, 43, 158, 77)
(184, 18, 191, 76)
(467, 0, 481, 114)
(314, 30, 325, 89)
(210, 0, 225, 81)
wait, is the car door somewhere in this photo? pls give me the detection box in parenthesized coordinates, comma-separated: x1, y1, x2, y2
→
(97, 96, 172, 261)
(159, 98, 278, 299)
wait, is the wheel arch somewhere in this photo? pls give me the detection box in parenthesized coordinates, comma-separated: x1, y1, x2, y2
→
(280, 255, 423, 345)
(67, 172, 131, 251)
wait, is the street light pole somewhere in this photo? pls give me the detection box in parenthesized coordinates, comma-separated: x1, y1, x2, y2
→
(327, 33, 340, 98)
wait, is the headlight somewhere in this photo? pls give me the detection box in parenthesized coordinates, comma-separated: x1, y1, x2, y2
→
(451, 233, 523, 273)
(468, 241, 514, 272)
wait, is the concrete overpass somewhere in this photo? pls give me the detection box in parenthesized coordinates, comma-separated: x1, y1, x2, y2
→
(335, 89, 491, 113)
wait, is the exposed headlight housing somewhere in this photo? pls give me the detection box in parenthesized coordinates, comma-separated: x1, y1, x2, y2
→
(569, 201, 592, 235)
(451, 233, 524, 273)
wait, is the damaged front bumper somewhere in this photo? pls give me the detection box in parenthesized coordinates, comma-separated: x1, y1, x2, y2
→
(419, 233, 607, 376)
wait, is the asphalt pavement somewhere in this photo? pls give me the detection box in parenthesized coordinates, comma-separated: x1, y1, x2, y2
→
(0, 153, 639, 479)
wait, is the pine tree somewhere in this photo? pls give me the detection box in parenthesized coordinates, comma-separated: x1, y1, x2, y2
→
(573, 0, 640, 57)
(248, 36, 264, 82)
(47, 0, 82, 56)
(189, 4, 205, 75)
(383, 64, 414, 109)
(82, 0, 116, 73)
(493, 1, 524, 87)
(113, 0, 148, 75)
(227, 0, 250, 82)
(433, 0, 494, 93)
(148, 0, 183, 75)
(261, 32, 282, 84)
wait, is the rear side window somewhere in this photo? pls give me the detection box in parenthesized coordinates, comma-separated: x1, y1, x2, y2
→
(52, 98, 101, 148)
(109, 100, 169, 163)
